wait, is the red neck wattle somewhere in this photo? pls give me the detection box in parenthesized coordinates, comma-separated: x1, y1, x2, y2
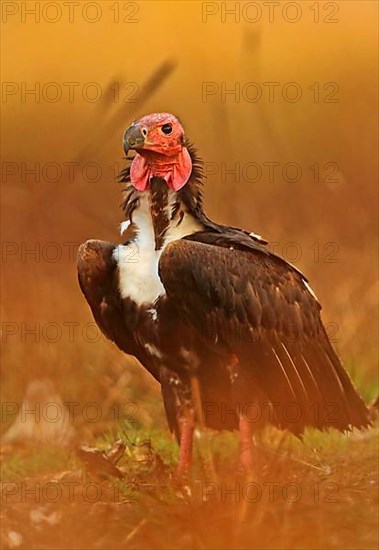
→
(130, 147, 192, 192)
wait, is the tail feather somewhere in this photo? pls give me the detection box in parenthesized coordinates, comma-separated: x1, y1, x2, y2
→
(237, 333, 370, 435)
(319, 330, 370, 429)
(302, 340, 351, 430)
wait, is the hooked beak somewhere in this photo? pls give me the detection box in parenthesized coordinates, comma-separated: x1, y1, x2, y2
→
(123, 125, 145, 155)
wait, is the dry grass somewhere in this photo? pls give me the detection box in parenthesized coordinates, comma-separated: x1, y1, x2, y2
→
(1, 420, 378, 549)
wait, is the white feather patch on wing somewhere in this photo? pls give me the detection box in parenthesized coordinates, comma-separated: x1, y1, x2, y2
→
(249, 231, 264, 241)
(303, 279, 318, 302)
(144, 343, 163, 359)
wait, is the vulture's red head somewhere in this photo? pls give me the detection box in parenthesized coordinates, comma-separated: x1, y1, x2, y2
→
(123, 113, 192, 192)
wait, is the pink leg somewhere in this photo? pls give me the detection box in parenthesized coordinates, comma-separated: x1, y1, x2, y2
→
(239, 414, 253, 472)
(175, 412, 194, 479)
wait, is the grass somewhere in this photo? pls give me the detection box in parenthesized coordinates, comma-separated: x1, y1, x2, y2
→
(1, 410, 378, 550)
(0, 447, 74, 483)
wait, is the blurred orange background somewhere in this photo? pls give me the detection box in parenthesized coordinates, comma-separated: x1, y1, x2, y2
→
(1, 0, 378, 416)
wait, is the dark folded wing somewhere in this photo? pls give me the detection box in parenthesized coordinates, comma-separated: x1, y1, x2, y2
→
(159, 239, 370, 432)
(77, 239, 160, 382)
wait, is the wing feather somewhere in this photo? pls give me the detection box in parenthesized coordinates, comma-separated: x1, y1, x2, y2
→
(159, 239, 369, 431)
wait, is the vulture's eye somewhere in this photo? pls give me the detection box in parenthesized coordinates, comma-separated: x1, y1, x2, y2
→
(161, 123, 173, 135)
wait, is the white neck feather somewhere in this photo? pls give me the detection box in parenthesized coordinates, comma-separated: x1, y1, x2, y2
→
(114, 192, 203, 306)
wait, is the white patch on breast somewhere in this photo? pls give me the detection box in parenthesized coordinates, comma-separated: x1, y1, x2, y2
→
(114, 191, 203, 307)
(163, 193, 203, 244)
(114, 195, 165, 305)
